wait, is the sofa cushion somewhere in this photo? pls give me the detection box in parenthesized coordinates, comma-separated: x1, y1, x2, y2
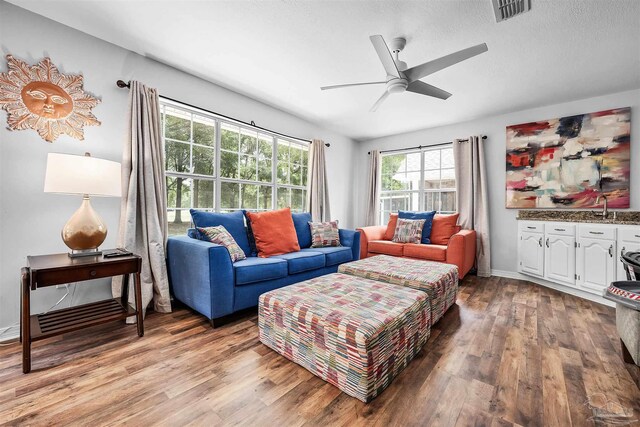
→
(384, 213, 398, 240)
(431, 213, 460, 245)
(272, 251, 325, 274)
(300, 247, 352, 266)
(392, 218, 425, 244)
(197, 226, 246, 263)
(399, 210, 436, 244)
(309, 221, 341, 248)
(292, 212, 313, 248)
(368, 240, 404, 257)
(233, 257, 288, 285)
(404, 243, 447, 262)
(246, 208, 300, 257)
(190, 210, 252, 257)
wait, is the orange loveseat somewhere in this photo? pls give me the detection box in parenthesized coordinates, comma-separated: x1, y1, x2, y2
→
(357, 217, 476, 279)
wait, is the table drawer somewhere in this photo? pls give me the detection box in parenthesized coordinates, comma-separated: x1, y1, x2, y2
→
(519, 222, 544, 233)
(546, 223, 575, 236)
(579, 224, 616, 240)
(34, 260, 137, 287)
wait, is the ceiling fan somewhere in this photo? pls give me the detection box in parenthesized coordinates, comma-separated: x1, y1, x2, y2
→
(321, 35, 488, 112)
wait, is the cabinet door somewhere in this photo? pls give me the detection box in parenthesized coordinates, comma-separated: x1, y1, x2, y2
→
(617, 240, 640, 281)
(544, 234, 576, 287)
(519, 231, 544, 277)
(577, 237, 616, 294)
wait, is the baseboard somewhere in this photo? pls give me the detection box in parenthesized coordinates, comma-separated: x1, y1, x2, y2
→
(0, 324, 20, 343)
(491, 269, 614, 308)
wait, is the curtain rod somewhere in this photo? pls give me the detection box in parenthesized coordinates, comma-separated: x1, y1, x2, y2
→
(116, 80, 329, 147)
(367, 135, 487, 155)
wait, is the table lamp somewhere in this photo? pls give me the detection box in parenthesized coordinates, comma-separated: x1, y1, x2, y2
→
(44, 152, 122, 257)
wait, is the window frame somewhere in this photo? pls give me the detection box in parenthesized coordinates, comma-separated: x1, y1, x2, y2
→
(379, 144, 456, 225)
(161, 99, 309, 235)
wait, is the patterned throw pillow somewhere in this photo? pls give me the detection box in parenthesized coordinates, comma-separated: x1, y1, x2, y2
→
(392, 218, 426, 244)
(309, 220, 341, 248)
(197, 226, 247, 263)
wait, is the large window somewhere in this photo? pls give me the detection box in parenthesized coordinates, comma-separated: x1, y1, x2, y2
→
(379, 145, 456, 225)
(162, 100, 308, 236)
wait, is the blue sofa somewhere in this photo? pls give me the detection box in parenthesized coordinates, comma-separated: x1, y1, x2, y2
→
(166, 211, 361, 325)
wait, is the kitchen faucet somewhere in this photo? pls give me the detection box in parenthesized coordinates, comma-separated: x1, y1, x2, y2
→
(593, 195, 609, 219)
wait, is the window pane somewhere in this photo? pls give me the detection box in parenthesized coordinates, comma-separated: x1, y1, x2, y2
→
(166, 176, 191, 209)
(290, 163, 302, 186)
(441, 168, 455, 189)
(277, 162, 289, 185)
(291, 188, 304, 212)
(290, 145, 302, 165)
(424, 192, 437, 211)
(381, 154, 406, 191)
(164, 108, 190, 142)
(301, 166, 308, 187)
(220, 151, 238, 179)
(258, 137, 273, 161)
(167, 210, 191, 236)
(441, 148, 454, 169)
(239, 155, 257, 180)
(220, 182, 240, 210)
(240, 131, 257, 155)
(277, 140, 290, 162)
(302, 148, 308, 166)
(165, 140, 190, 173)
(193, 115, 215, 147)
(406, 171, 421, 191)
(258, 186, 272, 210)
(241, 184, 258, 210)
(441, 191, 456, 212)
(192, 146, 214, 176)
(405, 152, 422, 172)
(424, 150, 440, 170)
(193, 179, 214, 209)
(277, 187, 290, 209)
(221, 124, 239, 151)
(424, 170, 440, 189)
(258, 160, 272, 182)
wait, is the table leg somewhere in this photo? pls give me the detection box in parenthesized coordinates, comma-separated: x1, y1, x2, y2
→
(121, 273, 130, 310)
(21, 268, 31, 374)
(134, 272, 144, 337)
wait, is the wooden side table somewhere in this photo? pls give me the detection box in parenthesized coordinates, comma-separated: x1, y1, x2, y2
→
(21, 253, 144, 373)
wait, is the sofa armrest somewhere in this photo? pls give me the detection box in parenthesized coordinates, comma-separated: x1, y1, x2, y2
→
(446, 229, 477, 279)
(167, 236, 235, 320)
(355, 225, 387, 259)
(339, 229, 362, 261)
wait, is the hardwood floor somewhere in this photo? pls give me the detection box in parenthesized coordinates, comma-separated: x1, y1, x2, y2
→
(0, 275, 638, 426)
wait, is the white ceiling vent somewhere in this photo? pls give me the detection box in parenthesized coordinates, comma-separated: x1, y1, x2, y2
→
(492, 0, 531, 22)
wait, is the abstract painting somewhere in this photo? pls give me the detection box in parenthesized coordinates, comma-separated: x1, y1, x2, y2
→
(506, 107, 630, 209)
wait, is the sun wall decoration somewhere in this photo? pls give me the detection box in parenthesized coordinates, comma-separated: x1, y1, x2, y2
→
(0, 55, 100, 142)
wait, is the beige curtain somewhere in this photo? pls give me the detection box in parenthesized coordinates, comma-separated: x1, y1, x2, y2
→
(112, 81, 172, 319)
(306, 139, 331, 221)
(365, 150, 381, 226)
(454, 135, 491, 277)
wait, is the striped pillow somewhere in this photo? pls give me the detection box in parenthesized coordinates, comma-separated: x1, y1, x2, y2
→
(309, 220, 341, 248)
(392, 218, 426, 244)
(197, 226, 247, 262)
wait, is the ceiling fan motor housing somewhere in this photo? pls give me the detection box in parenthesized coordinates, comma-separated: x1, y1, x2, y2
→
(386, 78, 408, 93)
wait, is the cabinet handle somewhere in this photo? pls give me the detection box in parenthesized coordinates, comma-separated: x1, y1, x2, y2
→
(538, 237, 543, 247)
(621, 246, 626, 258)
(635, 235, 640, 238)
(527, 226, 536, 230)
(589, 231, 604, 235)
(608, 245, 613, 258)
(545, 238, 549, 248)
(555, 228, 565, 232)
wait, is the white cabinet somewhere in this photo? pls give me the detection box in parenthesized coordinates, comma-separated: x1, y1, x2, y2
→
(519, 226, 544, 278)
(617, 227, 640, 280)
(545, 234, 576, 286)
(576, 236, 616, 294)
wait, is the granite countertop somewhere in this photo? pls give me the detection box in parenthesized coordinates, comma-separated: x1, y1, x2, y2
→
(517, 210, 640, 226)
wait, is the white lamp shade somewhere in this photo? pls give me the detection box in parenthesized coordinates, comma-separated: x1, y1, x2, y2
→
(44, 153, 122, 197)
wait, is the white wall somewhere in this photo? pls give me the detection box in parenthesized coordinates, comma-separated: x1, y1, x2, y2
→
(354, 89, 640, 273)
(0, 1, 356, 337)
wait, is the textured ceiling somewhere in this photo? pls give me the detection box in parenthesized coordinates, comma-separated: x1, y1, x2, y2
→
(8, 0, 640, 141)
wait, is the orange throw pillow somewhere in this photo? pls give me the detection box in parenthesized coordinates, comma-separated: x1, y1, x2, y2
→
(246, 208, 300, 257)
(430, 213, 460, 245)
(384, 213, 398, 240)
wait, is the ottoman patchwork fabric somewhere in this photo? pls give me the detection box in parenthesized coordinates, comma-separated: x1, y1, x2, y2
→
(258, 273, 431, 403)
(338, 254, 458, 325)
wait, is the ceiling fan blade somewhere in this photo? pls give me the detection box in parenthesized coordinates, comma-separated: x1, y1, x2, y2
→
(370, 91, 390, 112)
(406, 80, 452, 100)
(369, 35, 401, 78)
(404, 43, 488, 82)
(320, 81, 386, 91)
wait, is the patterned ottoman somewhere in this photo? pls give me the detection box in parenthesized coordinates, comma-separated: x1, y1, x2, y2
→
(338, 255, 458, 325)
(258, 273, 431, 403)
